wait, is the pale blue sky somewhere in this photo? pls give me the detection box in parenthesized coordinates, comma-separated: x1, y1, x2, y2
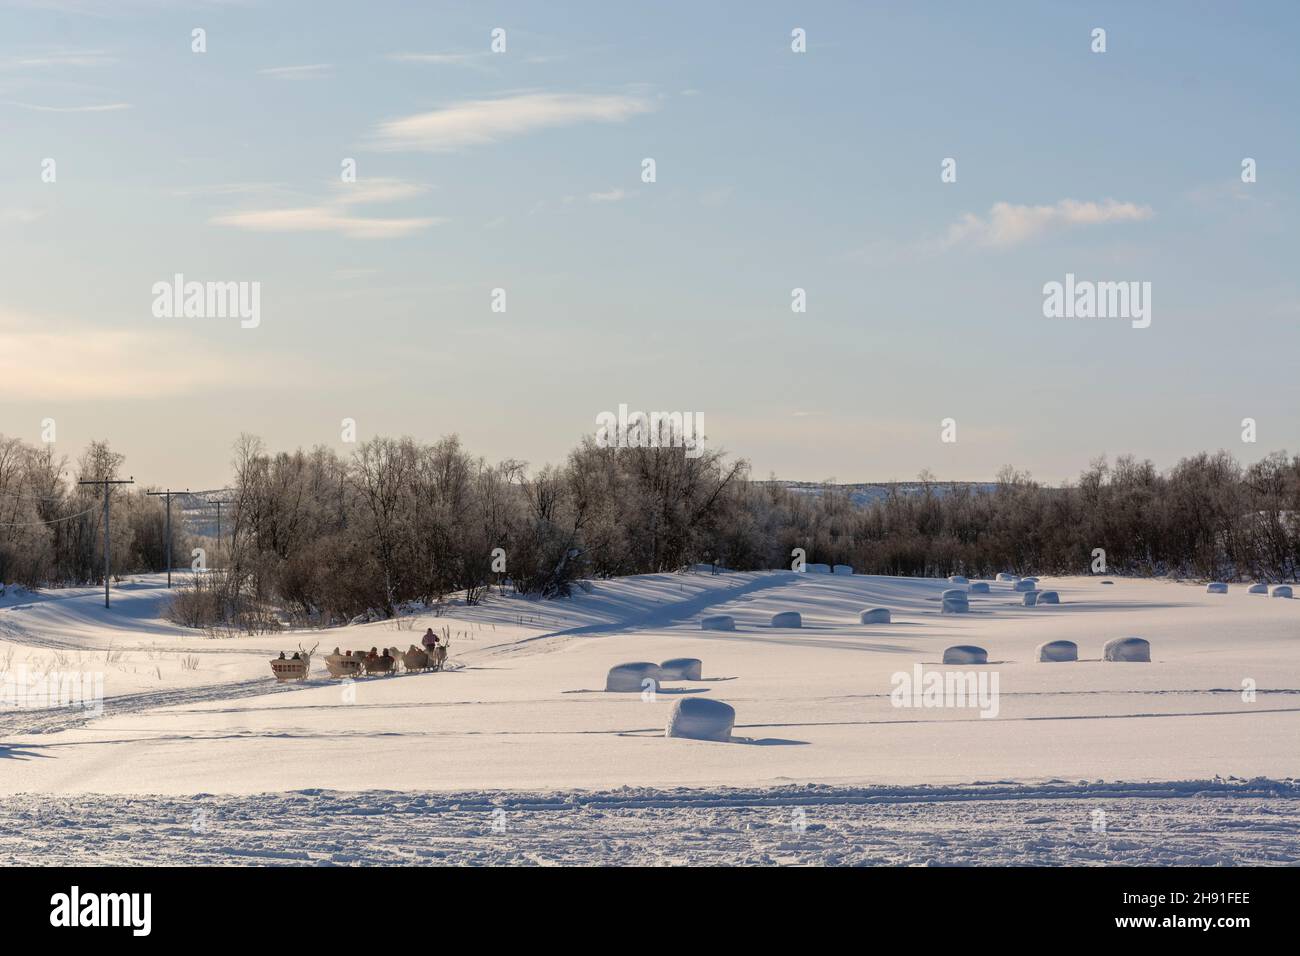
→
(2, 0, 1297, 488)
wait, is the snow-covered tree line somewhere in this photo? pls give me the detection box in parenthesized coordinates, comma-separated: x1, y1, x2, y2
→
(0, 435, 187, 588)
(5, 431, 1298, 628)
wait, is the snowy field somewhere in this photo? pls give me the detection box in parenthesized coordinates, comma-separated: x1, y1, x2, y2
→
(2, 569, 1298, 864)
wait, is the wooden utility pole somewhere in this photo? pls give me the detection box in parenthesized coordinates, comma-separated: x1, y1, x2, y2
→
(207, 498, 223, 568)
(79, 477, 135, 608)
(145, 488, 188, 588)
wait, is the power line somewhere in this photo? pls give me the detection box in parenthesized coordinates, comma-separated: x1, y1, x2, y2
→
(0, 505, 98, 527)
(77, 477, 134, 609)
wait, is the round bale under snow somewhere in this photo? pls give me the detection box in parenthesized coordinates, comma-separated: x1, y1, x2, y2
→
(969, 581, 990, 593)
(606, 662, 661, 692)
(947, 574, 969, 584)
(770, 611, 802, 628)
(1273, 585, 1294, 599)
(943, 645, 988, 665)
(659, 657, 702, 681)
(1022, 590, 1039, 606)
(833, 564, 855, 575)
(1013, 579, 1036, 592)
(700, 615, 735, 631)
(1104, 637, 1151, 662)
(940, 588, 970, 614)
(996, 573, 1018, 583)
(860, 607, 891, 624)
(1248, 583, 1269, 594)
(806, 563, 831, 574)
(665, 697, 735, 742)
(1037, 640, 1078, 662)
(1037, 590, 1060, 604)
(1207, 582, 1228, 594)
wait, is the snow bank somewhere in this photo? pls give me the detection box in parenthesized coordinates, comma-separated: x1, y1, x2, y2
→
(947, 575, 969, 584)
(605, 662, 661, 692)
(996, 573, 1018, 583)
(833, 564, 854, 575)
(700, 615, 735, 631)
(1013, 579, 1036, 592)
(1272, 585, 1293, 599)
(969, 582, 990, 593)
(665, 697, 735, 742)
(859, 607, 891, 624)
(806, 563, 831, 574)
(1037, 590, 1060, 605)
(942, 645, 987, 665)
(1022, 591, 1039, 606)
(940, 589, 970, 614)
(770, 611, 802, 628)
(1248, 583, 1269, 594)
(1104, 637, 1151, 662)
(1036, 640, 1078, 662)
(659, 658, 703, 681)
(1206, 582, 1228, 594)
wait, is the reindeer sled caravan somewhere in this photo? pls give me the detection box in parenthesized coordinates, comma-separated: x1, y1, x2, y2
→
(270, 637, 451, 682)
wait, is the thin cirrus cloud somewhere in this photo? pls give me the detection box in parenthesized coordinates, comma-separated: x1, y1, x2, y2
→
(369, 91, 656, 152)
(258, 63, 333, 79)
(6, 100, 131, 112)
(212, 178, 444, 240)
(942, 198, 1154, 248)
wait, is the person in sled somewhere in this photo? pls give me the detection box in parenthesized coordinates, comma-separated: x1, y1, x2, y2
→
(421, 628, 440, 652)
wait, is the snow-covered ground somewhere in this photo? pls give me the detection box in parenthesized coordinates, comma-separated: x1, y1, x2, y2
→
(2, 569, 1298, 863)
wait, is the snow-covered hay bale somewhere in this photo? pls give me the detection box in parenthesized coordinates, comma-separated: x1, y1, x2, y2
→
(665, 697, 735, 742)
(1248, 583, 1269, 594)
(1272, 585, 1294, 599)
(806, 563, 831, 574)
(659, 657, 702, 681)
(1013, 579, 1036, 592)
(1022, 590, 1039, 606)
(1037, 590, 1060, 604)
(1036, 640, 1078, 662)
(940, 588, 970, 614)
(1104, 637, 1150, 663)
(947, 574, 969, 584)
(833, 564, 854, 575)
(605, 662, 661, 692)
(968, 581, 990, 593)
(996, 573, 1018, 583)
(770, 610, 802, 628)
(942, 645, 988, 665)
(700, 615, 735, 631)
(1206, 582, 1228, 594)
(859, 607, 891, 624)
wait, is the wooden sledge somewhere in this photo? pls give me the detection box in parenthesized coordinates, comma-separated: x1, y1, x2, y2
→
(324, 653, 364, 679)
(270, 657, 309, 682)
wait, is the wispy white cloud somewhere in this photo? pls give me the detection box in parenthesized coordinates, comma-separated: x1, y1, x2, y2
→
(386, 52, 487, 66)
(258, 63, 332, 80)
(587, 188, 629, 202)
(369, 92, 655, 152)
(942, 199, 1153, 248)
(212, 177, 443, 239)
(0, 49, 116, 68)
(5, 100, 131, 112)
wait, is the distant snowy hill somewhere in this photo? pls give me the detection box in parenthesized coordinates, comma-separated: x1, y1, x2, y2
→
(765, 480, 999, 507)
